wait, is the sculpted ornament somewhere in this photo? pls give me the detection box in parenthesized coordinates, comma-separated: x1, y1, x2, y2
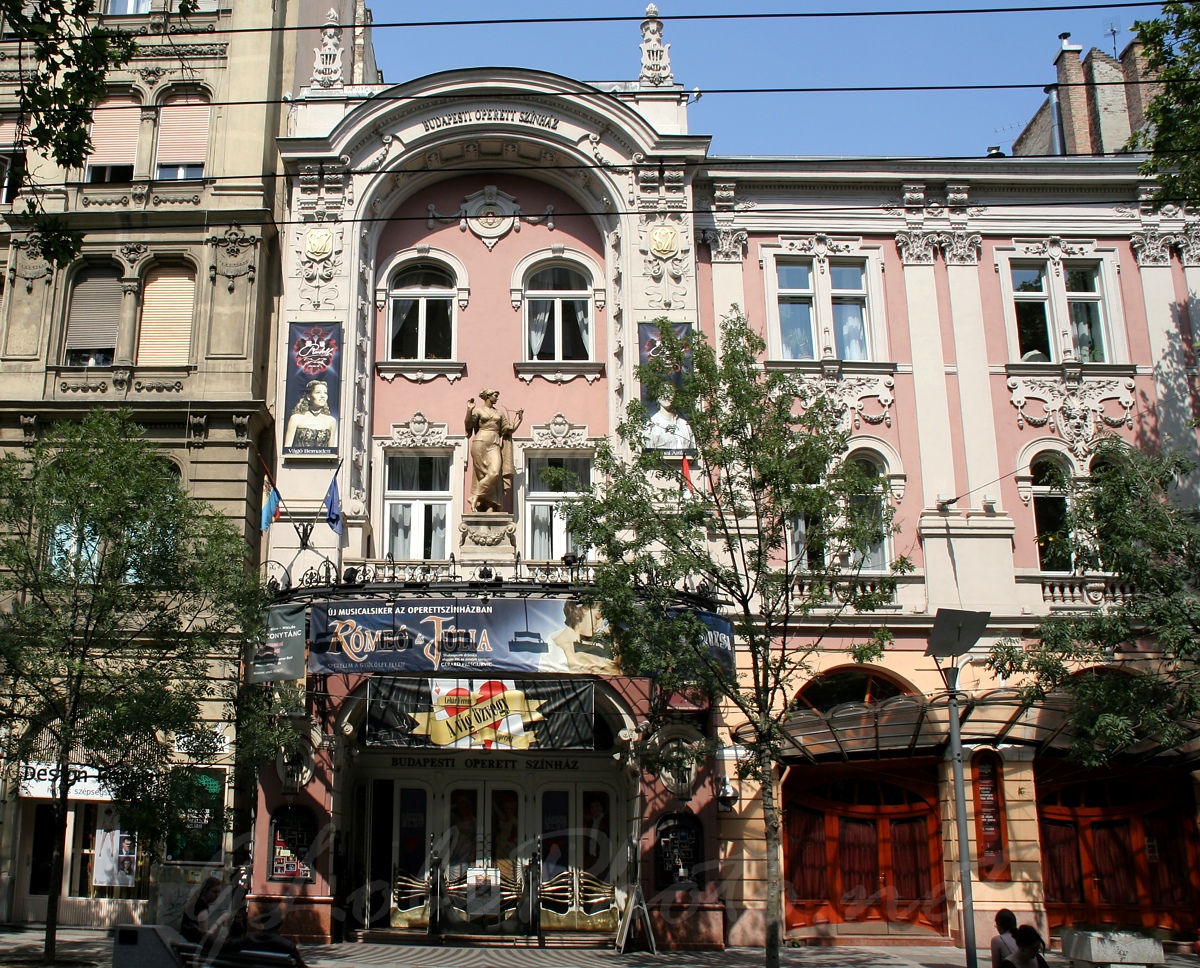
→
(639, 4, 674, 87)
(526, 413, 589, 449)
(311, 9, 344, 89)
(1008, 372, 1135, 457)
(640, 216, 689, 309)
(796, 366, 896, 431)
(896, 230, 939, 265)
(209, 224, 259, 292)
(938, 230, 982, 266)
(296, 226, 342, 309)
(1019, 236, 1088, 276)
(1175, 220, 1200, 267)
(11, 238, 51, 293)
(1131, 226, 1177, 267)
(390, 412, 449, 448)
(781, 234, 851, 274)
(428, 186, 554, 250)
(703, 226, 748, 263)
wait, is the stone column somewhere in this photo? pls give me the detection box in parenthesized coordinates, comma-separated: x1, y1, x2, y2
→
(116, 278, 140, 366)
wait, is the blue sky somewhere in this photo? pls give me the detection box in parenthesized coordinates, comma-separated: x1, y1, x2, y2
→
(367, 1, 1159, 158)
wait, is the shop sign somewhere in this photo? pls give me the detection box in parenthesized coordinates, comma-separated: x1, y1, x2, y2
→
(18, 761, 109, 801)
(309, 597, 618, 675)
(250, 603, 307, 683)
(365, 677, 594, 750)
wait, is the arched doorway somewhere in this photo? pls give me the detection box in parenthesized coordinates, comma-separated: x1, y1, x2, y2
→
(782, 669, 946, 936)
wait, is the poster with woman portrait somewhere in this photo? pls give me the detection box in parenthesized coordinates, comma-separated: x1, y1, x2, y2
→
(638, 321, 694, 453)
(282, 323, 341, 456)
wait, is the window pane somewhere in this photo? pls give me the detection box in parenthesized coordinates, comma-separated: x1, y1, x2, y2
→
(833, 299, 868, 360)
(1015, 302, 1052, 361)
(779, 299, 815, 360)
(1065, 266, 1098, 293)
(529, 266, 588, 291)
(1069, 300, 1104, 362)
(528, 457, 591, 491)
(425, 299, 452, 359)
(830, 263, 864, 292)
(528, 300, 554, 359)
(1011, 266, 1045, 292)
(388, 503, 412, 558)
(1034, 494, 1071, 571)
(777, 262, 811, 291)
(394, 264, 453, 289)
(422, 503, 446, 560)
(561, 300, 589, 360)
(386, 455, 450, 492)
(390, 299, 418, 359)
(530, 504, 554, 559)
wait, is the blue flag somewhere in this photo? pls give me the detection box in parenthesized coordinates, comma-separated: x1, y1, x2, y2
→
(261, 484, 281, 533)
(323, 471, 343, 536)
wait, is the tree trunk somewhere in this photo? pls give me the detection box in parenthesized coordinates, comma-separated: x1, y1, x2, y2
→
(761, 757, 783, 968)
(43, 750, 72, 964)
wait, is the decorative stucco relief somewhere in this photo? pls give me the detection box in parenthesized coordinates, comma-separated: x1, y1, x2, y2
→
(208, 225, 258, 292)
(796, 363, 896, 431)
(295, 225, 343, 310)
(1131, 226, 1177, 267)
(1175, 220, 1200, 267)
(896, 230, 939, 266)
(781, 234, 850, 273)
(1008, 371, 1135, 457)
(11, 238, 51, 293)
(938, 230, 982, 266)
(639, 214, 689, 309)
(312, 9, 344, 90)
(390, 412, 449, 447)
(427, 185, 554, 250)
(1018, 236, 1088, 276)
(639, 4, 674, 87)
(524, 413, 589, 449)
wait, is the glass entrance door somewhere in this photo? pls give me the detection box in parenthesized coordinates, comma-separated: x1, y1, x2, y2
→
(538, 786, 619, 932)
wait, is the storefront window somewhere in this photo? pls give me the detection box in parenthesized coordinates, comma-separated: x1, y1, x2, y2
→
(269, 806, 317, 881)
(70, 803, 149, 899)
(654, 812, 704, 890)
(166, 767, 225, 864)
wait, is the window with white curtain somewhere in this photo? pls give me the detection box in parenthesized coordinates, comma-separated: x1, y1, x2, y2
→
(525, 456, 590, 561)
(389, 263, 454, 361)
(384, 454, 451, 561)
(770, 258, 870, 361)
(849, 457, 888, 573)
(525, 265, 591, 362)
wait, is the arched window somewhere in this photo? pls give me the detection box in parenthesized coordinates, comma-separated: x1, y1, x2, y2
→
(87, 95, 139, 184)
(64, 266, 122, 366)
(137, 266, 196, 365)
(794, 668, 907, 713)
(155, 91, 210, 181)
(525, 264, 591, 362)
(850, 456, 887, 572)
(1031, 452, 1071, 572)
(972, 751, 1010, 881)
(389, 263, 454, 362)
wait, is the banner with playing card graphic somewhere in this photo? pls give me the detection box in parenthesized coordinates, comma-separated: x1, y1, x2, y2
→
(363, 677, 594, 750)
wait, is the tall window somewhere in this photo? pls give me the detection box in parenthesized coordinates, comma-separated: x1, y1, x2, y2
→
(384, 455, 451, 561)
(389, 264, 453, 361)
(1031, 453, 1072, 572)
(771, 258, 871, 361)
(849, 457, 887, 572)
(86, 95, 139, 184)
(1011, 262, 1107, 363)
(525, 265, 591, 362)
(137, 267, 195, 365)
(155, 92, 210, 181)
(64, 266, 122, 366)
(0, 115, 24, 204)
(526, 456, 590, 560)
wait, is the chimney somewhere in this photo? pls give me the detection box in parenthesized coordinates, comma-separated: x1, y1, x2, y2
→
(1054, 31, 1092, 155)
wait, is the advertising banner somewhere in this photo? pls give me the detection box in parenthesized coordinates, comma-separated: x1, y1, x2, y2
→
(309, 598, 618, 676)
(282, 322, 341, 456)
(18, 761, 109, 801)
(250, 603, 307, 683)
(364, 677, 594, 749)
(93, 828, 137, 888)
(638, 321, 694, 453)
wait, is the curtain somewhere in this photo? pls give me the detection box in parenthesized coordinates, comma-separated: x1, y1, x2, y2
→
(390, 298, 416, 359)
(530, 504, 553, 560)
(1040, 820, 1084, 903)
(834, 300, 868, 360)
(779, 299, 814, 360)
(528, 301, 551, 359)
(786, 807, 827, 900)
(564, 300, 589, 360)
(1091, 821, 1137, 905)
(890, 818, 931, 900)
(423, 503, 446, 560)
(1144, 811, 1191, 907)
(838, 817, 878, 907)
(388, 503, 412, 559)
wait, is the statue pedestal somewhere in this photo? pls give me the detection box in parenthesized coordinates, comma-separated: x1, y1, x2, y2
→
(458, 512, 517, 562)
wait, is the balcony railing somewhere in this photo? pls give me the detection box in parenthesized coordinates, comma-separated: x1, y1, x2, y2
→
(1034, 574, 1136, 610)
(277, 556, 597, 594)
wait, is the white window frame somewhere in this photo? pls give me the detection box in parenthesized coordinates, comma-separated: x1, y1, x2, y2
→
(760, 237, 887, 363)
(522, 263, 593, 363)
(995, 240, 1127, 365)
(386, 262, 457, 363)
(374, 247, 468, 384)
(382, 452, 453, 562)
(510, 247, 605, 385)
(523, 454, 591, 562)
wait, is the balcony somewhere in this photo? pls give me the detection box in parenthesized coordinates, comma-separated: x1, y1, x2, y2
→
(273, 556, 597, 595)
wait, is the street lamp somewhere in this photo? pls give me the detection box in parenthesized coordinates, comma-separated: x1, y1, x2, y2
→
(926, 607, 990, 968)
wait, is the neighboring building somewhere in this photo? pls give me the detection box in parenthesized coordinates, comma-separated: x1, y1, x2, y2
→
(257, 9, 1200, 951)
(0, 0, 300, 929)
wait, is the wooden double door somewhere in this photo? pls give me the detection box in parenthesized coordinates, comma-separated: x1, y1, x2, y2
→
(784, 767, 946, 933)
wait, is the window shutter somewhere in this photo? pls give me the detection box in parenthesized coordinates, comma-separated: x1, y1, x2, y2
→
(65, 268, 122, 351)
(0, 115, 19, 146)
(156, 94, 209, 166)
(137, 268, 194, 365)
(88, 96, 140, 167)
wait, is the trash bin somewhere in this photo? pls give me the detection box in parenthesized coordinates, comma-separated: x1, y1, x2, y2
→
(111, 924, 183, 968)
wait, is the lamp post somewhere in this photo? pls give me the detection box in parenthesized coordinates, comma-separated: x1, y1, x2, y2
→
(926, 608, 990, 968)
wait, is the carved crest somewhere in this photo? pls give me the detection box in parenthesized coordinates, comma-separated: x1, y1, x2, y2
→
(1008, 373, 1135, 456)
(390, 412, 449, 447)
(526, 413, 589, 449)
(209, 225, 259, 292)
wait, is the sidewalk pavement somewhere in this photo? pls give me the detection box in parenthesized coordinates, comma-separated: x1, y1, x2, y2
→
(0, 927, 1197, 968)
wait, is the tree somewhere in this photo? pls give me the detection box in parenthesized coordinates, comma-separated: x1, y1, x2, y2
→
(0, 0, 196, 265)
(554, 311, 907, 968)
(990, 436, 1200, 766)
(1133, 3, 1200, 207)
(0, 410, 260, 962)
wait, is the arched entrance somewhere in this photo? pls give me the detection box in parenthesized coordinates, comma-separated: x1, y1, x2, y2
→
(1036, 761, 1200, 935)
(781, 668, 946, 937)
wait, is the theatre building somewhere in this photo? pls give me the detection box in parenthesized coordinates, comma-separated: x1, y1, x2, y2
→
(257, 8, 1200, 950)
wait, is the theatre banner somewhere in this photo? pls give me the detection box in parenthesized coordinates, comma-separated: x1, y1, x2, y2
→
(309, 598, 619, 675)
(364, 677, 595, 749)
(250, 603, 307, 683)
(282, 322, 341, 456)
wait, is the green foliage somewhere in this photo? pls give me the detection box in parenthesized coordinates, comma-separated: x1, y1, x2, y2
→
(554, 310, 910, 767)
(1134, 3, 1200, 206)
(989, 436, 1200, 764)
(0, 409, 262, 850)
